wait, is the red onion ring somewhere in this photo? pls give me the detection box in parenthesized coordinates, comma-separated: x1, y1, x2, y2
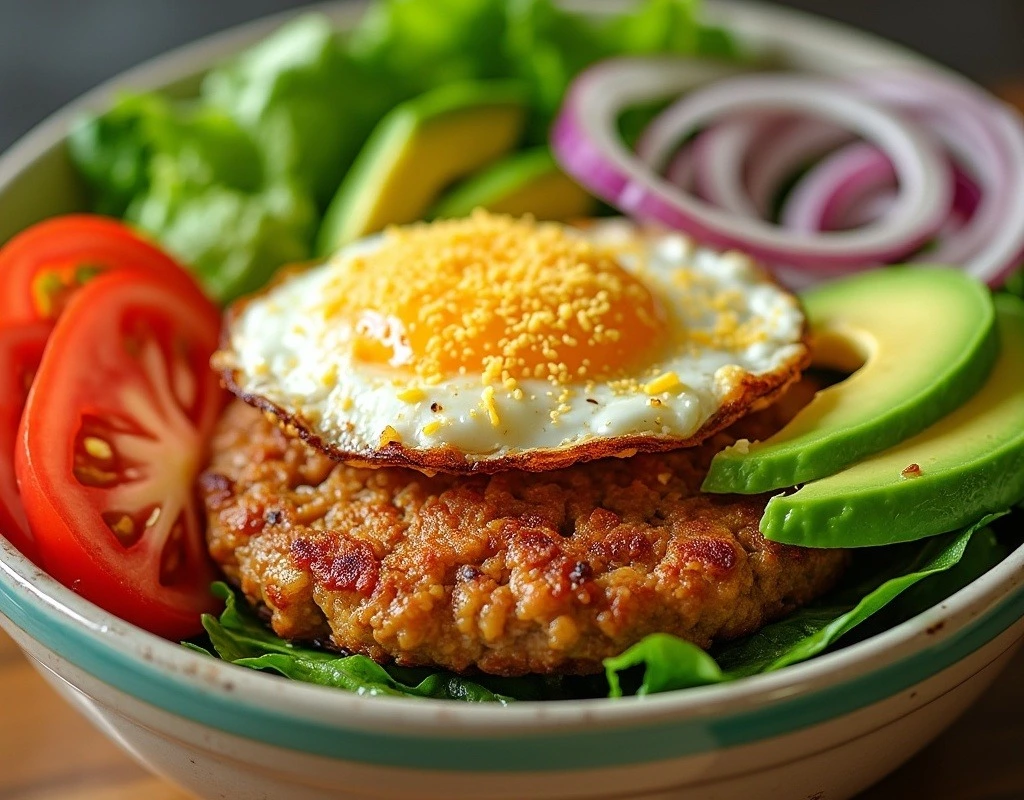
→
(665, 143, 697, 191)
(694, 114, 852, 219)
(855, 71, 1024, 283)
(552, 61, 950, 270)
(552, 59, 1024, 285)
(782, 142, 896, 233)
(782, 143, 982, 234)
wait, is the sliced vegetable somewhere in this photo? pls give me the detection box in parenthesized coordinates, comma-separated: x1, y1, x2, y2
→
(16, 271, 224, 639)
(0, 323, 50, 564)
(0, 214, 205, 323)
(694, 114, 850, 218)
(552, 62, 1024, 285)
(552, 61, 950, 272)
(781, 142, 896, 232)
(317, 80, 527, 254)
(432, 147, 595, 220)
(704, 267, 999, 495)
(762, 295, 1024, 548)
(855, 72, 1024, 284)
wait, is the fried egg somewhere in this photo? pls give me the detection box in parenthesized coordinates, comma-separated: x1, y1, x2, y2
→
(216, 212, 809, 473)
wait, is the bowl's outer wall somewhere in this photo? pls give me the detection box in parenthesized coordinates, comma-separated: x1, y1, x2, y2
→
(7, 615, 1023, 799)
(0, 0, 1022, 789)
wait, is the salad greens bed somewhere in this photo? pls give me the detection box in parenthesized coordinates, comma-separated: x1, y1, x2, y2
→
(69, 0, 736, 303)
(188, 513, 1014, 703)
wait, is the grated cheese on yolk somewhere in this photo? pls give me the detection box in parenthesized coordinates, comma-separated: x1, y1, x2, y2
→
(319, 211, 668, 386)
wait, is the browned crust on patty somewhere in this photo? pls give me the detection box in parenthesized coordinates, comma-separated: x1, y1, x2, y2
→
(201, 400, 848, 677)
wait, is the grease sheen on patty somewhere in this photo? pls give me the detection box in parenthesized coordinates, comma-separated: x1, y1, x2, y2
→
(201, 401, 848, 676)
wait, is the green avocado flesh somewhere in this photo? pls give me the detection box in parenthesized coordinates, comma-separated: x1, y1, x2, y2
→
(316, 80, 527, 255)
(431, 147, 596, 221)
(762, 294, 1024, 548)
(703, 267, 998, 494)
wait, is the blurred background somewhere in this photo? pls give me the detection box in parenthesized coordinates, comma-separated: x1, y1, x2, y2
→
(1, 0, 1023, 152)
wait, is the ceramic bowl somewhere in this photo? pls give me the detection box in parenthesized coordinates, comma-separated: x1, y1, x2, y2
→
(1, 3, 1022, 799)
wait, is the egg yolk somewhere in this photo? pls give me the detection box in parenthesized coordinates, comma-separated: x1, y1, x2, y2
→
(320, 212, 668, 386)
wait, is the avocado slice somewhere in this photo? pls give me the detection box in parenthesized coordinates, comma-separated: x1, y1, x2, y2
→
(761, 294, 1024, 547)
(316, 81, 527, 255)
(703, 267, 998, 494)
(431, 147, 596, 221)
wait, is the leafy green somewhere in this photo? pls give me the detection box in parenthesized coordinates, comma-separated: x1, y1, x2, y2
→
(347, 0, 511, 89)
(605, 514, 1005, 696)
(68, 91, 314, 302)
(506, 0, 741, 141)
(202, 15, 402, 209)
(68, 93, 263, 216)
(196, 583, 518, 702)
(127, 178, 316, 302)
(605, 633, 723, 698)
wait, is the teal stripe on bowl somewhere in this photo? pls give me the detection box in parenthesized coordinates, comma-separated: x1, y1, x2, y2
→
(0, 569, 1021, 772)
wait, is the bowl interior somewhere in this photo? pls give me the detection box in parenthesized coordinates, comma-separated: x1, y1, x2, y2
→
(0, 0, 1021, 739)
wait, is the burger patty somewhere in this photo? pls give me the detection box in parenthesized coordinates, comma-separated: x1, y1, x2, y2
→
(201, 400, 849, 676)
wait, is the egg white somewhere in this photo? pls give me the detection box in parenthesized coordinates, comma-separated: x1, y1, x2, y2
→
(218, 220, 807, 469)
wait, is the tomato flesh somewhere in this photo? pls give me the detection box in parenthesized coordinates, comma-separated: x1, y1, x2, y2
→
(0, 323, 50, 564)
(0, 214, 205, 324)
(16, 271, 224, 639)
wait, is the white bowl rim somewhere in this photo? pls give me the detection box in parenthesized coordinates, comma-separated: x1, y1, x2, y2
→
(0, 0, 1021, 739)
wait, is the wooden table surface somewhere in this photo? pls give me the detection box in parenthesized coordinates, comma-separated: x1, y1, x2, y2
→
(0, 626, 1020, 799)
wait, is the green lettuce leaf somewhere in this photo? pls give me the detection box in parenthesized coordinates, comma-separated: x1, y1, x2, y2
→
(605, 514, 1006, 696)
(506, 0, 740, 141)
(69, 3, 740, 301)
(68, 93, 263, 216)
(68, 91, 313, 302)
(347, 0, 511, 89)
(126, 176, 316, 302)
(202, 15, 404, 208)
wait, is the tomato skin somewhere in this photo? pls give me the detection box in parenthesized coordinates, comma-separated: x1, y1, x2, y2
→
(0, 214, 206, 324)
(0, 323, 50, 565)
(16, 271, 224, 639)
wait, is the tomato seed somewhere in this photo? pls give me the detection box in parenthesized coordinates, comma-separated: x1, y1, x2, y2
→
(110, 514, 135, 543)
(83, 436, 113, 460)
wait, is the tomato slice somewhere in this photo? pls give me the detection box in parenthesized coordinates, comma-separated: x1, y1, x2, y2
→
(0, 214, 206, 324)
(16, 271, 224, 638)
(0, 323, 50, 564)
